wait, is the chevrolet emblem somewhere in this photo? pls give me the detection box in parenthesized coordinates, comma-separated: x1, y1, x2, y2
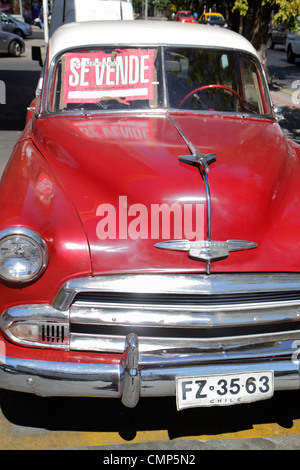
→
(154, 239, 258, 274)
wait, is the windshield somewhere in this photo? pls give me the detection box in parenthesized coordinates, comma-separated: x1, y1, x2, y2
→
(48, 47, 163, 112)
(179, 12, 193, 18)
(47, 46, 271, 116)
(206, 14, 224, 22)
(165, 47, 270, 114)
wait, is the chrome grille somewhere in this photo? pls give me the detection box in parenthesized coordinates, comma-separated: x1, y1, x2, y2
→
(58, 273, 300, 354)
(3, 274, 300, 356)
(70, 321, 300, 338)
(73, 290, 300, 306)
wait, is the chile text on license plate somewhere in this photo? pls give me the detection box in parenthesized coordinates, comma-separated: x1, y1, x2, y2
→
(176, 371, 274, 410)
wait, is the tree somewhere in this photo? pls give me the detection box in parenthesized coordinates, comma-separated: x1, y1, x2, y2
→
(233, 0, 300, 65)
(270, 0, 300, 30)
(11, 0, 21, 15)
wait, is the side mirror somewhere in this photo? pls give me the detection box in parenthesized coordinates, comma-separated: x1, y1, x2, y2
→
(274, 106, 284, 122)
(26, 98, 37, 124)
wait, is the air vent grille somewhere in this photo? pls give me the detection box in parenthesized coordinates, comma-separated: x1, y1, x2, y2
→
(41, 323, 66, 344)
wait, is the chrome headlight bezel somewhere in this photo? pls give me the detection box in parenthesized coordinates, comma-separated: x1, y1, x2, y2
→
(0, 227, 48, 283)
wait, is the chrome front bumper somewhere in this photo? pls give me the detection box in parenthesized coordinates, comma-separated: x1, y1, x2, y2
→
(0, 332, 299, 407)
(2, 273, 300, 407)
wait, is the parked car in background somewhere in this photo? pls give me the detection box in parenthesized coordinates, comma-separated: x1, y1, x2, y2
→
(0, 28, 25, 56)
(175, 10, 195, 23)
(49, 0, 134, 37)
(199, 12, 227, 27)
(1, 20, 300, 412)
(267, 22, 288, 49)
(0, 12, 32, 38)
(286, 23, 300, 63)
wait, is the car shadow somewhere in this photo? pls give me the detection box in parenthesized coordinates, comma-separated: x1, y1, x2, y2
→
(0, 389, 299, 440)
(0, 69, 40, 130)
(279, 106, 300, 144)
(268, 60, 300, 85)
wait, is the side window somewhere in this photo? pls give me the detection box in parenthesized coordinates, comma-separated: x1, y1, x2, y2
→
(241, 56, 269, 114)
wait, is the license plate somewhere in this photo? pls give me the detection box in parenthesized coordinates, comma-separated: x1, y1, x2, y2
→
(176, 370, 274, 410)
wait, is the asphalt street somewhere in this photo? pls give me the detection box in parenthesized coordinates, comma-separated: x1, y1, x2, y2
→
(0, 29, 43, 172)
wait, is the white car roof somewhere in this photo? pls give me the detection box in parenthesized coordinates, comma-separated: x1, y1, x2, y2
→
(48, 20, 260, 63)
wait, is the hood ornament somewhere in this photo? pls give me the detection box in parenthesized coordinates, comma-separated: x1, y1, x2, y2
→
(155, 239, 258, 274)
(168, 115, 217, 174)
(156, 117, 258, 274)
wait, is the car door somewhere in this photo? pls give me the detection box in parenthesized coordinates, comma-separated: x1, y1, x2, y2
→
(274, 24, 286, 44)
(0, 30, 9, 53)
(1, 13, 14, 34)
(294, 27, 300, 54)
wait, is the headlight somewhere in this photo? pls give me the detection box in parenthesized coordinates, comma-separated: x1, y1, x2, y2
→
(0, 227, 48, 283)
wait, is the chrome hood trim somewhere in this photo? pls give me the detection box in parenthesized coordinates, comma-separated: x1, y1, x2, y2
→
(165, 116, 258, 273)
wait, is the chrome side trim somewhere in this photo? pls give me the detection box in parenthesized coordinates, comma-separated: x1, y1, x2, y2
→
(53, 273, 300, 311)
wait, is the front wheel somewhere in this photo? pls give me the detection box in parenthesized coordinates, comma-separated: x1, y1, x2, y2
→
(287, 45, 296, 64)
(8, 40, 21, 57)
(267, 35, 274, 49)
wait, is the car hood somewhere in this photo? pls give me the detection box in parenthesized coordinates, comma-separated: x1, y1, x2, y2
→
(32, 112, 300, 274)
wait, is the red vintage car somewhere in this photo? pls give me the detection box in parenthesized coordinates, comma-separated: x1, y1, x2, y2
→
(1, 20, 300, 411)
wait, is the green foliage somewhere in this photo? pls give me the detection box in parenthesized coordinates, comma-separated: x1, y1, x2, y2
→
(233, 0, 300, 30)
(232, 0, 249, 15)
(270, 0, 300, 30)
(155, 0, 172, 10)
